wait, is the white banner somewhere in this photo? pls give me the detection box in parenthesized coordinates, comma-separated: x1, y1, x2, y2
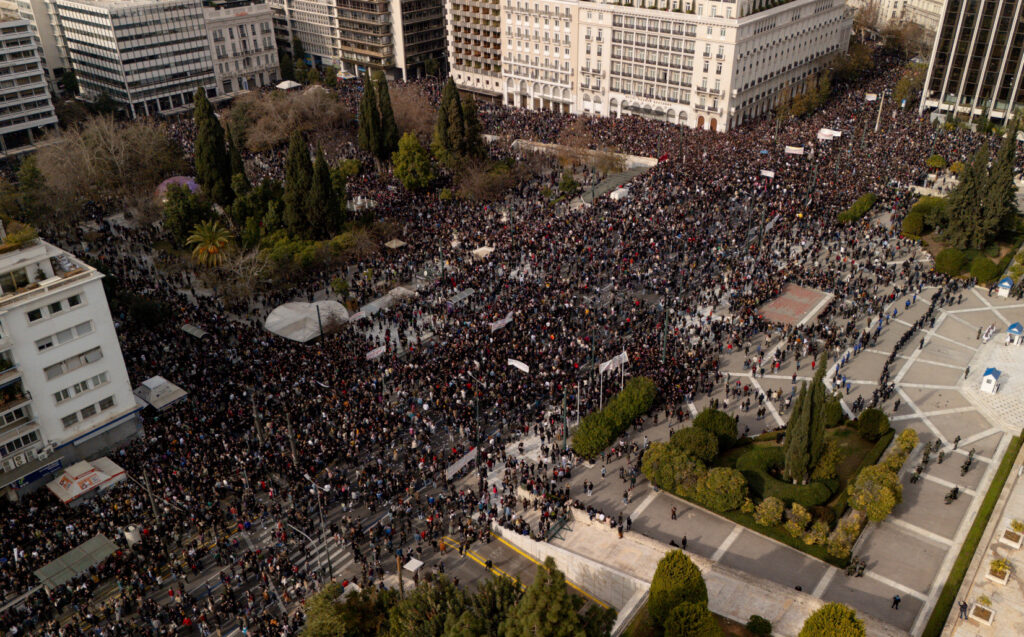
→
(350, 311, 366, 322)
(489, 313, 514, 332)
(507, 359, 530, 373)
(817, 128, 842, 141)
(784, 146, 805, 156)
(760, 169, 775, 178)
(865, 93, 878, 102)
(599, 351, 629, 374)
(366, 345, 386, 360)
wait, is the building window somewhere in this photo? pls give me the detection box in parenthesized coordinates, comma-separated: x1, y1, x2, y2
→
(27, 308, 42, 322)
(61, 413, 79, 428)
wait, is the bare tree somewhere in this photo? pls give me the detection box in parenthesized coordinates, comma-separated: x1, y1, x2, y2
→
(236, 89, 351, 152)
(853, 1, 881, 37)
(389, 83, 436, 144)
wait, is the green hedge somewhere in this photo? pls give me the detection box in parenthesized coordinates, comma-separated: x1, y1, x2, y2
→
(970, 256, 1001, 283)
(830, 428, 895, 517)
(837, 193, 877, 224)
(735, 446, 835, 507)
(572, 377, 657, 458)
(922, 436, 1023, 637)
(935, 248, 965, 276)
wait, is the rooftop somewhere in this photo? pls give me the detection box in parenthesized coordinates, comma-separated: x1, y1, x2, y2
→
(0, 225, 96, 310)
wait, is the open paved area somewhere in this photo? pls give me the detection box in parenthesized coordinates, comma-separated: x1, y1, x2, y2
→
(517, 279, 1024, 635)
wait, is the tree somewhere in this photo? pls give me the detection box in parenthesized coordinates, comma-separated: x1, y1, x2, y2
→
(925, 153, 947, 171)
(693, 408, 737, 449)
(300, 583, 397, 637)
(784, 502, 812, 538)
(443, 576, 522, 637)
(307, 147, 339, 238)
(663, 602, 721, 637)
(300, 582, 347, 637)
(433, 78, 466, 162)
(162, 184, 211, 245)
(374, 71, 399, 160)
(193, 88, 232, 205)
(753, 496, 784, 527)
(186, 219, 232, 268)
(641, 442, 707, 496)
(826, 513, 864, 559)
(934, 247, 965, 275)
(943, 145, 990, 249)
(389, 575, 468, 637)
(280, 53, 295, 81)
(798, 602, 865, 637)
(784, 383, 813, 483)
(393, 132, 436, 192)
(15, 156, 48, 221)
(228, 130, 247, 186)
(61, 69, 78, 96)
(330, 164, 350, 226)
(856, 408, 889, 441)
(462, 95, 484, 157)
(501, 558, 586, 637)
(670, 427, 718, 464)
(985, 117, 1019, 235)
(357, 74, 380, 161)
(693, 467, 747, 513)
(648, 551, 708, 629)
(808, 355, 828, 468)
(292, 38, 306, 66)
(902, 210, 924, 237)
(848, 464, 902, 522)
(283, 131, 312, 236)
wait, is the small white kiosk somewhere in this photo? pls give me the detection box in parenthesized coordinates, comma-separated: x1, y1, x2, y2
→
(1008, 323, 1023, 346)
(996, 276, 1014, 298)
(981, 367, 1002, 394)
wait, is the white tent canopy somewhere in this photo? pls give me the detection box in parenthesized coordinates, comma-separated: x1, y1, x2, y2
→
(276, 80, 301, 90)
(265, 301, 349, 342)
(471, 246, 495, 259)
(385, 239, 407, 249)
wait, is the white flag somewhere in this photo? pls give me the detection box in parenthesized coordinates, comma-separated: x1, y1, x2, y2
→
(507, 359, 530, 373)
(616, 350, 630, 367)
(489, 313, 514, 332)
(366, 345, 386, 360)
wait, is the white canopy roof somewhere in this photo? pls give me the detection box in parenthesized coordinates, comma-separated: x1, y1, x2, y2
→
(276, 80, 301, 90)
(47, 458, 126, 504)
(471, 246, 495, 259)
(264, 301, 349, 342)
(385, 239, 407, 249)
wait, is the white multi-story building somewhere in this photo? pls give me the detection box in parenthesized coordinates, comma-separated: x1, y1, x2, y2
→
(204, 0, 280, 96)
(49, 0, 216, 117)
(447, 0, 504, 101)
(0, 19, 57, 155)
(16, 0, 65, 93)
(0, 230, 139, 499)
(480, 0, 850, 132)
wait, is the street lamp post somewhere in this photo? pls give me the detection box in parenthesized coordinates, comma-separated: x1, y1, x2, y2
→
(304, 473, 335, 582)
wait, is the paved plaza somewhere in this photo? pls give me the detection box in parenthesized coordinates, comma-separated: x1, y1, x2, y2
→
(495, 279, 1024, 635)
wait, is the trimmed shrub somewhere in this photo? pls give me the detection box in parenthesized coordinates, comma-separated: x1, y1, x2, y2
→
(670, 427, 719, 464)
(856, 408, 890, 441)
(804, 519, 830, 546)
(934, 248, 965, 276)
(970, 256, 1001, 283)
(910, 195, 947, 227)
(848, 464, 902, 522)
(925, 153, 947, 170)
(784, 503, 812, 538)
(753, 496, 785, 527)
(736, 446, 835, 507)
(572, 377, 657, 458)
(902, 210, 924, 237)
(837, 193, 877, 223)
(664, 601, 722, 637)
(747, 615, 773, 636)
(641, 442, 707, 497)
(649, 551, 708, 628)
(741, 498, 756, 514)
(826, 514, 864, 559)
(894, 428, 919, 455)
(693, 467, 747, 513)
(799, 602, 865, 637)
(693, 408, 737, 449)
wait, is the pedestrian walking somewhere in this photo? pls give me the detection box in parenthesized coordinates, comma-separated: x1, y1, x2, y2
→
(681, 536, 687, 550)
(891, 595, 901, 609)
(958, 600, 969, 619)
(671, 506, 677, 520)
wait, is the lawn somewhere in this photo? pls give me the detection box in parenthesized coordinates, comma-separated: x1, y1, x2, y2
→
(625, 600, 757, 637)
(921, 435, 1022, 637)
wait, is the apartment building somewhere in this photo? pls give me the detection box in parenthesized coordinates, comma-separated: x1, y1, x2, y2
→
(0, 232, 140, 499)
(902, 0, 944, 34)
(269, 0, 445, 80)
(447, 0, 502, 99)
(920, 0, 1024, 121)
(0, 18, 57, 154)
(16, 0, 66, 93)
(204, 0, 280, 95)
(476, 0, 850, 132)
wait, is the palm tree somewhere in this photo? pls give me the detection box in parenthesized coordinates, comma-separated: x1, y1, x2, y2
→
(186, 219, 232, 268)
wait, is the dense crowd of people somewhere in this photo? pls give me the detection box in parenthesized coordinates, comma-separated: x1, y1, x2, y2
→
(0, 48, 1016, 636)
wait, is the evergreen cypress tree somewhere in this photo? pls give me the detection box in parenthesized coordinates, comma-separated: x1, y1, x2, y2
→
(501, 558, 586, 637)
(944, 145, 989, 249)
(306, 148, 338, 238)
(433, 78, 465, 161)
(282, 131, 312, 236)
(461, 95, 484, 157)
(228, 130, 246, 179)
(986, 118, 1019, 238)
(784, 383, 812, 484)
(357, 74, 381, 160)
(193, 88, 232, 205)
(808, 353, 828, 466)
(329, 166, 349, 229)
(373, 71, 399, 160)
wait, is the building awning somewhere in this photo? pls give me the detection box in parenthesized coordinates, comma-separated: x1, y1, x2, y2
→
(181, 324, 208, 339)
(46, 457, 126, 504)
(133, 376, 187, 411)
(33, 535, 118, 590)
(0, 454, 65, 490)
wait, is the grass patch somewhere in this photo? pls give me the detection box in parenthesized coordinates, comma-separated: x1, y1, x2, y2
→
(921, 435, 1022, 637)
(829, 428, 895, 517)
